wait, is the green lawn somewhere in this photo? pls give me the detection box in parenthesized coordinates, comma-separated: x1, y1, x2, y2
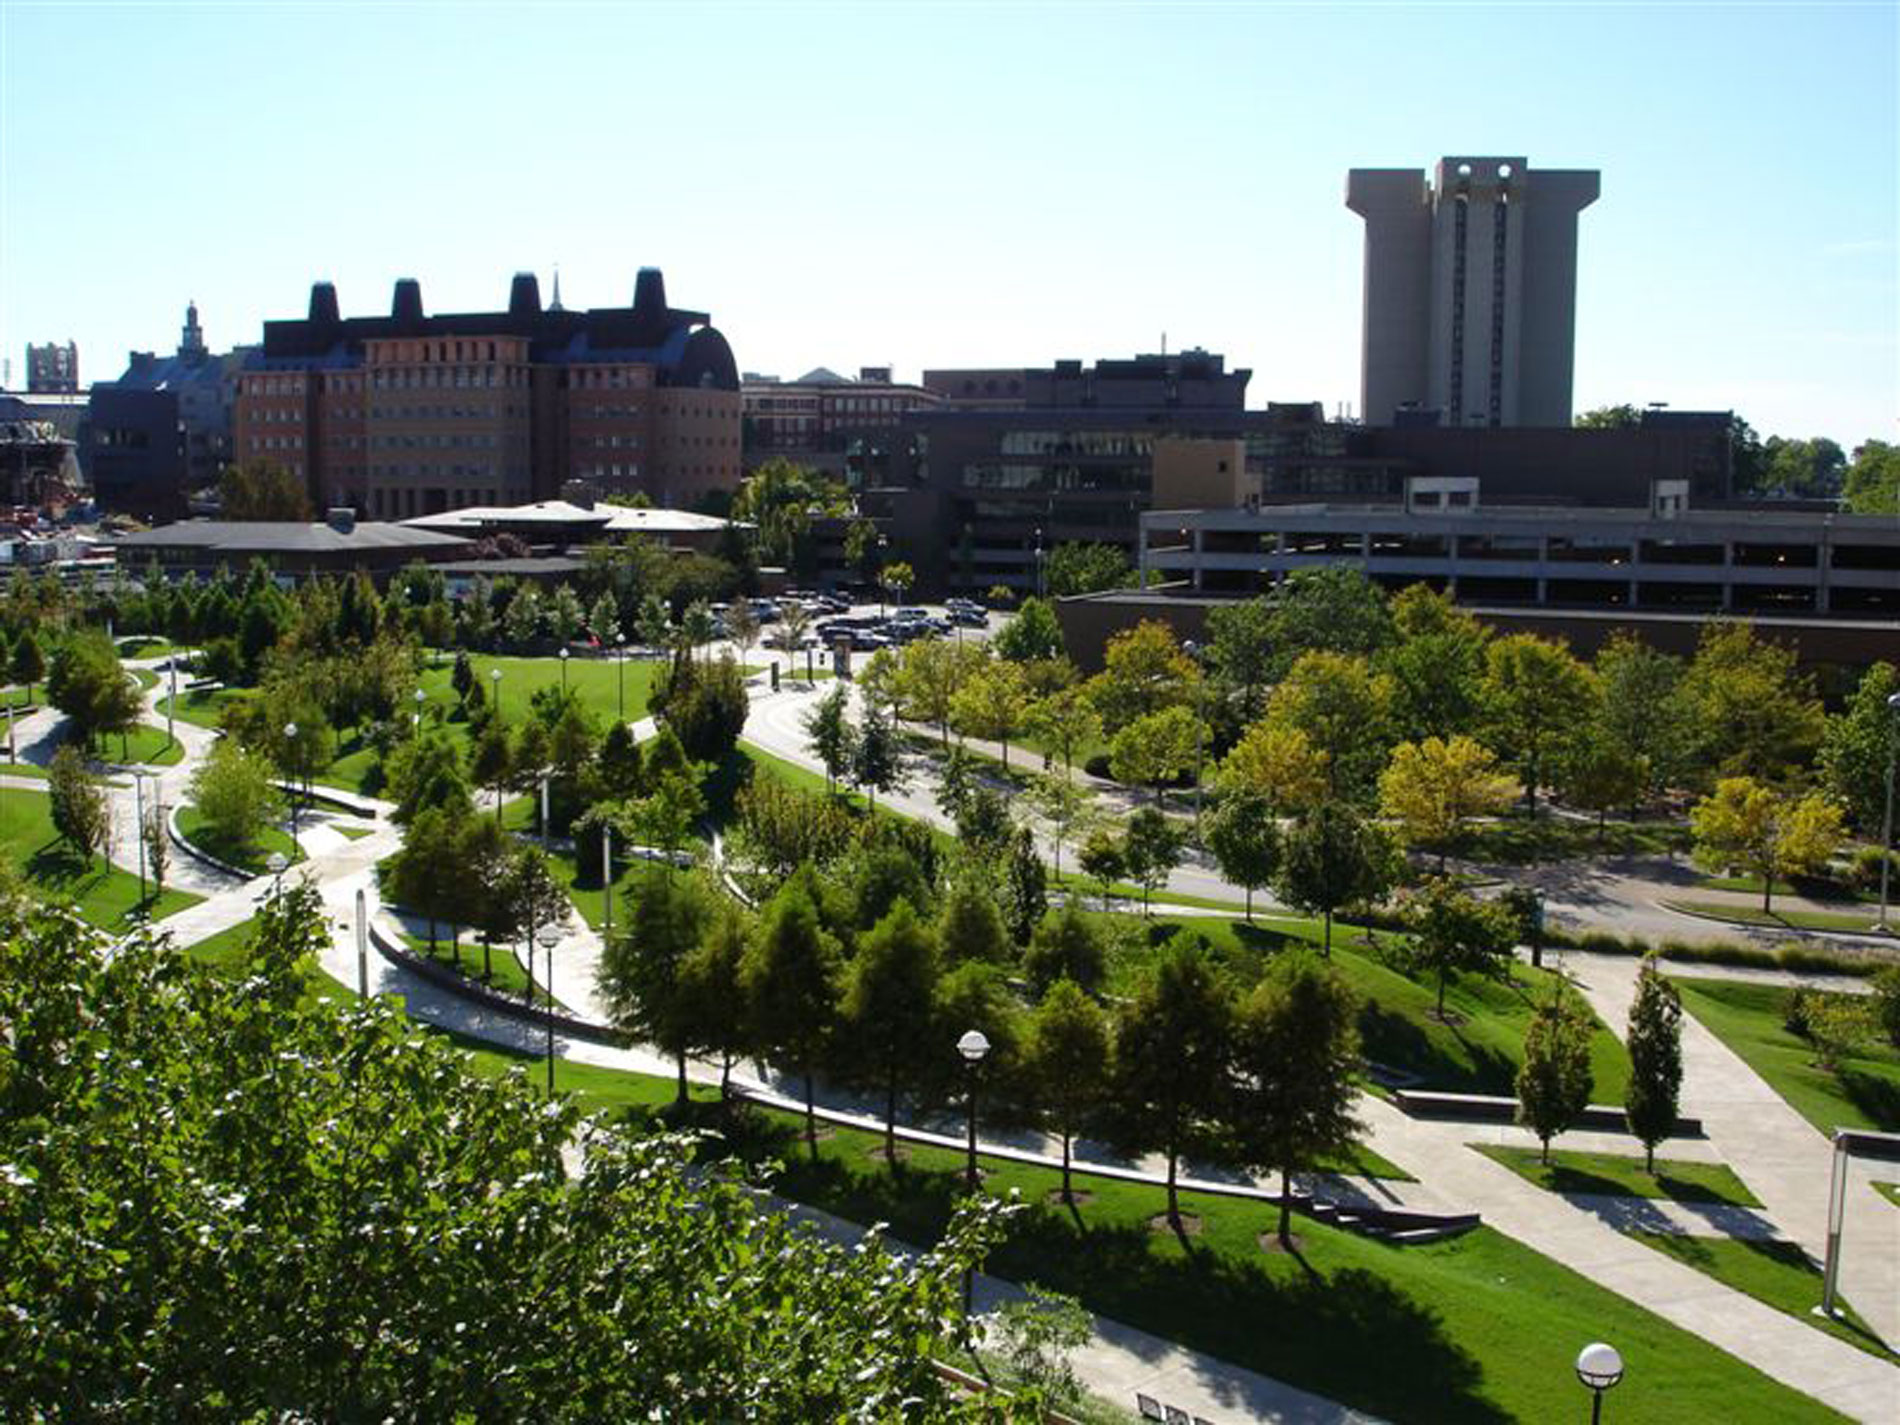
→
(1674, 979, 1900, 1134)
(180, 918, 259, 974)
(116, 636, 186, 660)
(0, 685, 39, 712)
(158, 685, 255, 731)
(1, 786, 201, 928)
(0, 760, 48, 779)
(1134, 916, 1633, 1101)
(1628, 1231, 1894, 1362)
(1663, 899, 1882, 934)
(100, 721, 184, 767)
(332, 822, 374, 841)
(176, 803, 304, 876)
(1697, 873, 1881, 907)
(397, 928, 563, 1010)
(1873, 1181, 1900, 1209)
(1472, 1145, 1762, 1208)
(701, 1102, 1840, 1424)
(1459, 813, 1690, 864)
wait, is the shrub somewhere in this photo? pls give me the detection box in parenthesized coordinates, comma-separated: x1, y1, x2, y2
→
(1782, 987, 1816, 1039)
(1848, 844, 1900, 894)
(1873, 966, 1900, 1049)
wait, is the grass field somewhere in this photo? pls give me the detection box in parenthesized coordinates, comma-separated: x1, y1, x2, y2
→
(397, 928, 563, 1009)
(1459, 813, 1692, 864)
(99, 721, 184, 767)
(691, 1100, 1841, 1423)
(1663, 899, 1881, 934)
(1628, 1231, 1894, 1361)
(176, 803, 304, 876)
(1129, 915, 1633, 1102)
(1873, 1181, 1899, 1209)
(158, 685, 254, 731)
(1, 786, 201, 927)
(1472, 1145, 1762, 1208)
(180, 918, 258, 974)
(0, 760, 49, 779)
(1674, 979, 1900, 1134)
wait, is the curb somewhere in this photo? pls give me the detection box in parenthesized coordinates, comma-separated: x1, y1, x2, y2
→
(166, 805, 255, 882)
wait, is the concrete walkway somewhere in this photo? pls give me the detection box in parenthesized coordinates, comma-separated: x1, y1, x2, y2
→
(1561, 952, 1900, 1349)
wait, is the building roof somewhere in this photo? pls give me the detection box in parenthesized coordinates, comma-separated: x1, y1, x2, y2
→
(113, 520, 470, 554)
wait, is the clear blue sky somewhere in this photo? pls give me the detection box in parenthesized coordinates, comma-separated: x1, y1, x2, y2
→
(2, 1, 1893, 447)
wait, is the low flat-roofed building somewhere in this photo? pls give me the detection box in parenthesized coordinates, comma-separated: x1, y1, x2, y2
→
(401, 495, 740, 553)
(112, 510, 469, 580)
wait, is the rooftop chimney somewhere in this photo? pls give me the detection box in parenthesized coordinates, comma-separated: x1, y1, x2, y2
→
(391, 278, 424, 325)
(508, 272, 542, 317)
(632, 267, 667, 318)
(308, 282, 340, 325)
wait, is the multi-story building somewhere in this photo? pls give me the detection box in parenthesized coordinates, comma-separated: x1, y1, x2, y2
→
(26, 341, 79, 394)
(233, 269, 740, 520)
(742, 366, 943, 481)
(1347, 155, 1599, 427)
(88, 303, 250, 518)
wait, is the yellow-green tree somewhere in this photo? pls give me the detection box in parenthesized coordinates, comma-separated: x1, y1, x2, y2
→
(1265, 651, 1395, 804)
(1108, 705, 1201, 805)
(949, 659, 1033, 767)
(1481, 633, 1598, 817)
(1378, 735, 1516, 871)
(1218, 720, 1328, 815)
(1676, 621, 1825, 787)
(1085, 620, 1198, 734)
(1689, 777, 1845, 914)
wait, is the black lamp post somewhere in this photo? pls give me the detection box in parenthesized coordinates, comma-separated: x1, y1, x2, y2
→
(559, 645, 570, 695)
(1575, 1342, 1624, 1425)
(490, 666, 502, 720)
(615, 632, 627, 722)
(283, 722, 299, 850)
(536, 922, 561, 1098)
(957, 1029, 991, 1191)
(1877, 691, 1900, 932)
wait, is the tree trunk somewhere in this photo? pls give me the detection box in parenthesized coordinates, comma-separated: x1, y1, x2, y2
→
(1763, 867, 1774, 915)
(676, 1049, 689, 1107)
(1322, 908, 1332, 958)
(1061, 1129, 1073, 1203)
(1437, 967, 1448, 1016)
(1245, 886, 1253, 923)
(1541, 1135, 1551, 1166)
(886, 1071, 898, 1161)
(1645, 1143, 1655, 1174)
(1279, 1168, 1294, 1246)
(428, 914, 438, 953)
(1167, 1149, 1180, 1225)
(482, 937, 493, 980)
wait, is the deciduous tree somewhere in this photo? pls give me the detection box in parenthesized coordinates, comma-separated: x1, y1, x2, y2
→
(1085, 620, 1197, 735)
(1624, 956, 1684, 1172)
(1378, 734, 1515, 870)
(1406, 876, 1519, 1016)
(1276, 803, 1398, 956)
(1230, 950, 1363, 1245)
(48, 746, 111, 867)
(950, 659, 1033, 767)
(1517, 987, 1596, 1163)
(840, 900, 941, 1159)
(1026, 979, 1110, 1203)
(1123, 806, 1184, 913)
(744, 878, 843, 1157)
(1481, 633, 1597, 816)
(1218, 719, 1328, 814)
(1108, 704, 1200, 805)
(1204, 792, 1280, 921)
(1690, 777, 1844, 914)
(599, 868, 718, 1105)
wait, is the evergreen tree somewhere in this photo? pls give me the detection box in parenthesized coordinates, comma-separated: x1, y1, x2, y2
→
(598, 869, 717, 1106)
(1024, 902, 1106, 996)
(1516, 987, 1596, 1163)
(1624, 956, 1685, 1172)
(1231, 950, 1363, 1246)
(841, 900, 941, 1159)
(1026, 978, 1110, 1204)
(743, 878, 843, 1157)
(470, 717, 513, 823)
(1108, 940, 1233, 1227)
(48, 746, 111, 867)
(450, 650, 475, 706)
(936, 876, 1012, 967)
(1003, 826, 1049, 946)
(597, 719, 645, 802)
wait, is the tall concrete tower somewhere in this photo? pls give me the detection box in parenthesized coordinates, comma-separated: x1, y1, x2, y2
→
(1347, 156, 1598, 428)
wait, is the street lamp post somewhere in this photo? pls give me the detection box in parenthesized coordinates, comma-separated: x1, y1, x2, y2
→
(1574, 1342, 1624, 1425)
(490, 666, 502, 720)
(536, 922, 561, 1097)
(131, 770, 149, 905)
(956, 1029, 991, 1192)
(166, 657, 177, 750)
(877, 535, 890, 616)
(1877, 691, 1900, 933)
(1033, 527, 1045, 600)
(412, 686, 426, 736)
(1183, 639, 1206, 841)
(601, 820, 614, 942)
(615, 633, 626, 722)
(266, 851, 288, 894)
(539, 773, 551, 849)
(283, 722, 299, 851)
(559, 645, 570, 695)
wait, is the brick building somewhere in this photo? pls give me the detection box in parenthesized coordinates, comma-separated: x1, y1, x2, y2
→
(741, 366, 943, 481)
(233, 269, 740, 520)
